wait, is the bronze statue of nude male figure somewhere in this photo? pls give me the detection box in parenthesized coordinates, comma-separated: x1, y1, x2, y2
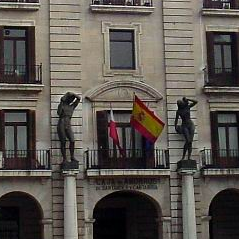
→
(175, 97, 198, 160)
(57, 92, 81, 162)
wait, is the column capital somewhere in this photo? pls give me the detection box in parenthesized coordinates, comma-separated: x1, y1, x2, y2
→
(85, 218, 96, 224)
(62, 169, 80, 177)
(201, 216, 212, 222)
(41, 218, 53, 225)
(177, 159, 197, 175)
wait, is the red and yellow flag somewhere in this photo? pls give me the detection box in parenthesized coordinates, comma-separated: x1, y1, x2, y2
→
(130, 95, 165, 143)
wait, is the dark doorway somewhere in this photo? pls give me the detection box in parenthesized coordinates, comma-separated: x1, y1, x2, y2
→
(94, 208, 126, 239)
(93, 191, 160, 239)
(0, 192, 43, 239)
(0, 207, 19, 239)
(209, 189, 239, 239)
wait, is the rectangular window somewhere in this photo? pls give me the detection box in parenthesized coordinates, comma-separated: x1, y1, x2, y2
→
(203, 0, 238, 9)
(0, 26, 36, 84)
(109, 30, 135, 70)
(206, 32, 238, 86)
(0, 110, 36, 169)
(210, 112, 239, 167)
(96, 110, 154, 169)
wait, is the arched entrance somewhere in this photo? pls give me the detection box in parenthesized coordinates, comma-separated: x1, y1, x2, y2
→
(0, 192, 43, 239)
(93, 191, 161, 239)
(209, 189, 239, 239)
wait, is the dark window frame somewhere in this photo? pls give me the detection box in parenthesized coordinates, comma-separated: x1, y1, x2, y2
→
(0, 109, 36, 154)
(210, 111, 239, 167)
(0, 26, 35, 84)
(109, 29, 135, 70)
(206, 32, 239, 86)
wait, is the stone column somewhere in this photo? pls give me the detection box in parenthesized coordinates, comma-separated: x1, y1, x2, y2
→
(41, 218, 53, 239)
(177, 160, 197, 239)
(161, 217, 171, 239)
(63, 169, 79, 239)
(84, 218, 95, 239)
(201, 216, 211, 239)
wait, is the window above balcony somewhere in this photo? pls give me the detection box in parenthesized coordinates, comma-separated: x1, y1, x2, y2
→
(202, 0, 239, 17)
(205, 32, 239, 88)
(0, 26, 43, 94)
(90, 0, 154, 14)
(200, 111, 239, 176)
(0, 0, 40, 11)
(0, 110, 51, 176)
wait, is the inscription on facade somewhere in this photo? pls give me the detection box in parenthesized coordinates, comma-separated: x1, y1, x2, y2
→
(93, 178, 159, 190)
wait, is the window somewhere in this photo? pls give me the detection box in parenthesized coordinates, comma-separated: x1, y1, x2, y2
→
(210, 112, 239, 167)
(102, 22, 142, 77)
(0, 26, 36, 84)
(0, 110, 36, 169)
(96, 111, 154, 168)
(206, 32, 239, 86)
(203, 0, 238, 9)
(110, 30, 135, 70)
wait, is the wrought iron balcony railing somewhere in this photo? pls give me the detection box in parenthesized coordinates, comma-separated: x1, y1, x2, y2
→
(91, 0, 153, 7)
(1, 150, 51, 170)
(0, 64, 42, 84)
(0, 0, 39, 3)
(200, 148, 239, 168)
(85, 149, 169, 169)
(203, 0, 238, 9)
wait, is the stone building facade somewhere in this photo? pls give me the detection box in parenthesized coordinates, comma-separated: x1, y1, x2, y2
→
(0, 0, 239, 239)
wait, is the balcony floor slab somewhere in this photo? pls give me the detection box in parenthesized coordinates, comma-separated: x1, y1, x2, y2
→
(86, 169, 170, 178)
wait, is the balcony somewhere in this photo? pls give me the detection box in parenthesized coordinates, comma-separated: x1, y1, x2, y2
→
(85, 149, 170, 177)
(0, 0, 40, 10)
(0, 64, 42, 84)
(200, 148, 239, 176)
(90, 0, 154, 14)
(202, 0, 239, 16)
(0, 150, 51, 177)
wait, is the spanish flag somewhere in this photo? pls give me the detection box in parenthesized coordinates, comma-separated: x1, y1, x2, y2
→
(130, 95, 165, 143)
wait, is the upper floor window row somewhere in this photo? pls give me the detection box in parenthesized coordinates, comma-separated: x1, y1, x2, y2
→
(92, 0, 152, 7)
(206, 32, 239, 87)
(0, 26, 42, 85)
(203, 0, 239, 9)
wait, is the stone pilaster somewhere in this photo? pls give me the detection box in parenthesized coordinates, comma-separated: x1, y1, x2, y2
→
(178, 160, 197, 239)
(84, 218, 95, 239)
(63, 169, 80, 239)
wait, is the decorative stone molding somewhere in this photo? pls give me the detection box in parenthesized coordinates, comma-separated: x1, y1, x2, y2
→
(202, 8, 239, 17)
(0, 170, 52, 177)
(86, 169, 170, 177)
(205, 24, 239, 32)
(201, 168, 239, 176)
(203, 86, 239, 94)
(0, 2, 40, 11)
(90, 4, 154, 14)
(84, 79, 163, 102)
(102, 22, 143, 77)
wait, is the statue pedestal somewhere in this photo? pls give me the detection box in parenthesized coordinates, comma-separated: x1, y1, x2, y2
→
(61, 160, 79, 170)
(62, 168, 79, 239)
(177, 160, 197, 239)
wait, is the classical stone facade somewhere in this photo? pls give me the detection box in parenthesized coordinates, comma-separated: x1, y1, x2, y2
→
(0, 0, 239, 239)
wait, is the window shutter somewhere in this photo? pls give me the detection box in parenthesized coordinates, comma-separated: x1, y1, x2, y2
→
(96, 111, 109, 168)
(206, 32, 214, 84)
(210, 111, 218, 163)
(28, 110, 36, 151)
(27, 110, 36, 169)
(0, 27, 4, 82)
(27, 27, 36, 83)
(0, 110, 5, 151)
(232, 32, 239, 85)
(96, 110, 109, 150)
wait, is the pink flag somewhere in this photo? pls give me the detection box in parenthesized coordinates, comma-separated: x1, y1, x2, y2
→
(109, 110, 124, 156)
